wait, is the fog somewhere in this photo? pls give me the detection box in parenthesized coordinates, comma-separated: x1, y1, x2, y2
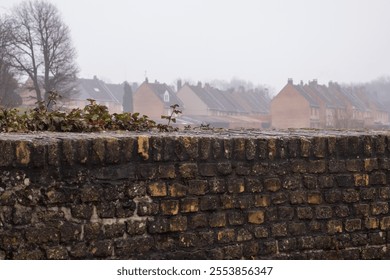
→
(1, 0, 390, 92)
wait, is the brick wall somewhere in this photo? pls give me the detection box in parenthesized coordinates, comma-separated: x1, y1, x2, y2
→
(1, 131, 390, 259)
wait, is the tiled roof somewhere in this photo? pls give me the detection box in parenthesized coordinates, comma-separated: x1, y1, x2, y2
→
(72, 78, 121, 104)
(293, 84, 320, 107)
(187, 84, 269, 114)
(146, 82, 183, 107)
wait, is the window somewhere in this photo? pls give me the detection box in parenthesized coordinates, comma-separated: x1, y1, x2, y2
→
(93, 88, 100, 92)
(164, 90, 169, 102)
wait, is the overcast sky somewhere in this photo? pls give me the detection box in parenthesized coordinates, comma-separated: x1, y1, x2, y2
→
(1, 0, 390, 93)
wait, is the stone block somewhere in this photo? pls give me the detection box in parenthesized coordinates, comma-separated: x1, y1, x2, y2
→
(278, 206, 294, 220)
(346, 159, 363, 172)
(313, 137, 326, 158)
(179, 163, 198, 179)
(15, 141, 31, 166)
(254, 226, 269, 238)
(161, 200, 179, 215)
(371, 202, 389, 215)
(217, 229, 236, 243)
(137, 136, 149, 160)
(308, 160, 326, 173)
(297, 236, 315, 250)
(126, 220, 147, 236)
(227, 211, 245, 225)
(189, 213, 208, 229)
(300, 137, 311, 157)
(104, 223, 126, 239)
(147, 182, 167, 197)
(248, 210, 265, 224)
(370, 172, 386, 185)
(255, 194, 271, 207)
(0, 140, 14, 167)
(158, 164, 176, 179)
(364, 158, 378, 172)
(288, 222, 306, 236)
(188, 180, 208, 195)
(89, 240, 113, 258)
(297, 207, 313, 220)
(246, 139, 257, 160)
(199, 163, 217, 177)
(169, 215, 187, 232)
(380, 216, 390, 230)
(245, 178, 263, 192)
(264, 178, 281, 192)
(200, 195, 220, 211)
(227, 179, 245, 193)
(326, 220, 343, 234)
(290, 190, 306, 205)
(279, 238, 297, 252)
(283, 175, 302, 190)
(315, 206, 333, 219)
(209, 179, 226, 193)
(71, 204, 93, 219)
(237, 228, 253, 242)
(271, 222, 288, 237)
(199, 137, 212, 160)
(336, 174, 353, 187)
(180, 197, 199, 213)
(345, 219, 362, 232)
(342, 189, 359, 203)
(120, 137, 135, 162)
(291, 159, 307, 173)
(324, 190, 341, 203)
(364, 217, 379, 230)
(217, 162, 233, 175)
(334, 205, 350, 218)
(209, 212, 226, 227)
(105, 137, 120, 164)
(235, 195, 254, 209)
(307, 192, 322, 204)
(168, 182, 187, 197)
(354, 174, 369, 187)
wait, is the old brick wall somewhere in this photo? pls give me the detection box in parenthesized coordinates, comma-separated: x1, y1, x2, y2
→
(1, 131, 390, 259)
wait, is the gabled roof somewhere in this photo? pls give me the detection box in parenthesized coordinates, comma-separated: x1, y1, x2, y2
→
(186, 83, 268, 114)
(71, 77, 121, 104)
(145, 82, 183, 107)
(293, 84, 320, 107)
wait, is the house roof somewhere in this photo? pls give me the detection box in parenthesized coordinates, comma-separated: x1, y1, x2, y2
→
(71, 77, 121, 104)
(293, 84, 320, 107)
(185, 83, 268, 114)
(145, 82, 183, 107)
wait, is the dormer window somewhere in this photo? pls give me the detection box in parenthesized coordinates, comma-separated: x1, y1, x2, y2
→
(164, 90, 170, 102)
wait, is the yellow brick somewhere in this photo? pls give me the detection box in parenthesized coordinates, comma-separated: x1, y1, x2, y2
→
(137, 136, 149, 160)
(248, 211, 265, 224)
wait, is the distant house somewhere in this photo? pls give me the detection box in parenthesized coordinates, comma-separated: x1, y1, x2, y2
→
(271, 79, 320, 129)
(18, 76, 124, 113)
(62, 76, 123, 113)
(177, 81, 270, 128)
(132, 79, 183, 121)
(271, 79, 389, 129)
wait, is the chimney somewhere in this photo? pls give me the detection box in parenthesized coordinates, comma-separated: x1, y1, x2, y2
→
(93, 75, 98, 80)
(177, 79, 182, 91)
(288, 78, 293, 85)
(197, 81, 202, 87)
(145, 77, 149, 83)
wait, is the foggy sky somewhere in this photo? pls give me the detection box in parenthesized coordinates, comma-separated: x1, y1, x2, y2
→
(1, 0, 390, 93)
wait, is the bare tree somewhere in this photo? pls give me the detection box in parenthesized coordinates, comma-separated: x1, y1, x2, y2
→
(0, 16, 21, 107)
(6, 0, 78, 104)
